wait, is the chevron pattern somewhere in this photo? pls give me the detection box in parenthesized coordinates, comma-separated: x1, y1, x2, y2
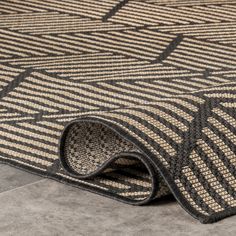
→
(0, 0, 236, 224)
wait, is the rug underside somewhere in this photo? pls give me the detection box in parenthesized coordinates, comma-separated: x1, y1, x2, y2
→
(0, 0, 236, 224)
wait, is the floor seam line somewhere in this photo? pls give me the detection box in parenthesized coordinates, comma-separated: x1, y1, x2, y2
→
(0, 179, 47, 196)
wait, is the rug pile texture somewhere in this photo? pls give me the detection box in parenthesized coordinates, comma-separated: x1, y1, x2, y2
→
(0, 0, 236, 224)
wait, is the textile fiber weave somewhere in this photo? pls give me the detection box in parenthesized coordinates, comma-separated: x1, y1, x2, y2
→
(1, 0, 236, 224)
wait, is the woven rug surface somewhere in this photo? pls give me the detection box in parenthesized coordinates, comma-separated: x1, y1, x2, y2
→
(1, 0, 236, 224)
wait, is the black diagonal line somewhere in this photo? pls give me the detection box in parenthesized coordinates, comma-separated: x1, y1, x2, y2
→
(102, 0, 129, 22)
(0, 68, 33, 99)
(153, 34, 183, 64)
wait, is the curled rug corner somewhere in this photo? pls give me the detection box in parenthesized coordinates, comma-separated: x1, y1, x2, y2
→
(0, 0, 236, 225)
(58, 94, 236, 224)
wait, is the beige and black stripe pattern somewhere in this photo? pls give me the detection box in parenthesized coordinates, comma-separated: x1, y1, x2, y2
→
(0, 0, 236, 223)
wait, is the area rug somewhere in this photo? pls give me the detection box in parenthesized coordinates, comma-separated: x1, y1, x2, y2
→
(0, 0, 236, 224)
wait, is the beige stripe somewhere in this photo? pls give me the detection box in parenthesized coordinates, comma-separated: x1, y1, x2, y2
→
(175, 179, 209, 216)
(0, 126, 57, 152)
(213, 108, 236, 128)
(203, 127, 236, 167)
(0, 145, 53, 166)
(18, 122, 61, 136)
(108, 172, 151, 188)
(31, 72, 138, 106)
(198, 139, 236, 190)
(38, 121, 64, 131)
(190, 150, 236, 206)
(3, 94, 61, 112)
(221, 102, 236, 108)
(208, 116, 236, 145)
(16, 85, 101, 110)
(57, 173, 108, 191)
(117, 108, 183, 143)
(119, 191, 150, 197)
(143, 105, 189, 131)
(205, 93, 236, 99)
(0, 155, 47, 171)
(0, 99, 55, 113)
(96, 178, 130, 190)
(182, 166, 224, 212)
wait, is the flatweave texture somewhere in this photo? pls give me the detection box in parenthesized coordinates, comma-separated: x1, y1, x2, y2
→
(0, 0, 236, 224)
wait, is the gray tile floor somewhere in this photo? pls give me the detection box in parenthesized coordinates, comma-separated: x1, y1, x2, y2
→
(0, 164, 235, 236)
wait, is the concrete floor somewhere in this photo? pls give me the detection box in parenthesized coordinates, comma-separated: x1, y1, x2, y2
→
(0, 164, 235, 236)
